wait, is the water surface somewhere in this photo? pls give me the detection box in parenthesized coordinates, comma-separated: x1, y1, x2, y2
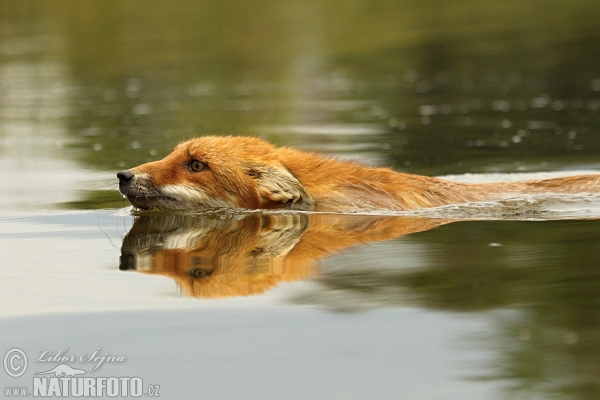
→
(2, 1, 600, 399)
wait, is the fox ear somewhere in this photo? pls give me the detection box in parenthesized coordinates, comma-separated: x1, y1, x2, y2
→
(247, 164, 314, 210)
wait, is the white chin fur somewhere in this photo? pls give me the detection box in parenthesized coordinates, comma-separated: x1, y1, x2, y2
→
(161, 185, 234, 210)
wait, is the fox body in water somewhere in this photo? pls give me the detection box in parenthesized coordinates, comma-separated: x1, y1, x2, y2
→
(117, 136, 600, 212)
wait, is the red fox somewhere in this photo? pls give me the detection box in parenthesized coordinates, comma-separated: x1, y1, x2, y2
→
(117, 136, 600, 212)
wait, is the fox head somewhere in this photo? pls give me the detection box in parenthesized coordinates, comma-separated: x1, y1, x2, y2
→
(117, 136, 315, 211)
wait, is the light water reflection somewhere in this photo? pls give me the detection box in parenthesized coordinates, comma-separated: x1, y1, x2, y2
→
(294, 217, 600, 398)
(118, 210, 600, 397)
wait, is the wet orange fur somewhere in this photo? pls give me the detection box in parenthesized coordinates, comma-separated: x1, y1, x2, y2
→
(121, 136, 600, 212)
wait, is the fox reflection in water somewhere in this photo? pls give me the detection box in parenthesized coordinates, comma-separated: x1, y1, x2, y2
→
(120, 213, 448, 298)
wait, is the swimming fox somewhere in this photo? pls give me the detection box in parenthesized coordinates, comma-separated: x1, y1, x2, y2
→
(117, 136, 600, 212)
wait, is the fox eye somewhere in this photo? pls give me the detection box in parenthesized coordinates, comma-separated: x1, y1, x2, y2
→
(187, 159, 207, 172)
(188, 268, 212, 278)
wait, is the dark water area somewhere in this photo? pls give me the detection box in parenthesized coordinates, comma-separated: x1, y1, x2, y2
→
(2, 1, 600, 399)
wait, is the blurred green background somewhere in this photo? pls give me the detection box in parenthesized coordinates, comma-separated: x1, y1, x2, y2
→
(3, 0, 600, 175)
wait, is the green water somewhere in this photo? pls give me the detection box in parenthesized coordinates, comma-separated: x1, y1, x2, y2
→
(1, 1, 600, 399)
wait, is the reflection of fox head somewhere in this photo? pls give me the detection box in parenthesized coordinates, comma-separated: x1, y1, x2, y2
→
(120, 214, 315, 298)
(120, 213, 450, 299)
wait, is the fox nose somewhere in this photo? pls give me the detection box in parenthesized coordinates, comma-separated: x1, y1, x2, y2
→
(119, 253, 136, 271)
(117, 170, 134, 183)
